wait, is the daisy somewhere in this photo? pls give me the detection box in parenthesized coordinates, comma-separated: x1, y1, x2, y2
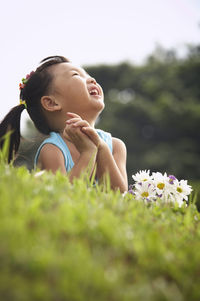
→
(134, 181, 156, 202)
(152, 172, 171, 200)
(129, 170, 193, 207)
(173, 179, 193, 203)
(132, 170, 152, 183)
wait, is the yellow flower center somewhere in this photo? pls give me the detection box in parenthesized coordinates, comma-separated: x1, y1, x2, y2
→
(177, 187, 183, 193)
(157, 183, 165, 190)
(143, 179, 147, 181)
(141, 191, 149, 198)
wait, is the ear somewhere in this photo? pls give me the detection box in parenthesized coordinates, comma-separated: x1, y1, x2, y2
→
(40, 96, 61, 112)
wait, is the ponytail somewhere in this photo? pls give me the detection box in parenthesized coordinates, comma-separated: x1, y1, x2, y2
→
(0, 104, 25, 163)
(0, 55, 70, 163)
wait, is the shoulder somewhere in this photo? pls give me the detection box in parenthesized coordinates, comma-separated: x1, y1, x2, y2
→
(39, 143, 64, 158)
(38, 143, 66, 174)
(112, 137, 127, 155)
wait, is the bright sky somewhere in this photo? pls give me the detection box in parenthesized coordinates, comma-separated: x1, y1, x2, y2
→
(0, 0, 199, 125)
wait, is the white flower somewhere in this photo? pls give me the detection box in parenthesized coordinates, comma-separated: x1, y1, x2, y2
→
(122, 191, 128, 197)
(132, 170, 152, 183)
(134, 181, 156, 202)
(129, 170, 193, 207)
(173, 179, 193, 203)
(34, 170, 46, 177)
(152, 172, 168, 193)
(151, 172, 173, 201)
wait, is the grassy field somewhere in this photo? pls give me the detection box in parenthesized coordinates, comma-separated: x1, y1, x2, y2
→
(0, 163, 200, 301)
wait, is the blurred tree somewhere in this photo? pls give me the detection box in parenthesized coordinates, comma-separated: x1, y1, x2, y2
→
(86, 44, 200, 183)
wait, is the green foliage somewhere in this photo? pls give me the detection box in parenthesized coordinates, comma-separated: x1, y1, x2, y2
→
(0, 131, 11, 164)
(85, 45, 200, 182)
(0, 163, 200, 301)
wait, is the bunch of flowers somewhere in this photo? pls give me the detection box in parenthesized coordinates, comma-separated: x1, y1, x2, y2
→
(127, 170, 192, 207)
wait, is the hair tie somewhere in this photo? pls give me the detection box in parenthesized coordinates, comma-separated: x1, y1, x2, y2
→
(19, 99, 27, 109)
(19, 71, 34, 109)
(19, 72, 34, 91)
(19, 71, 35, 91)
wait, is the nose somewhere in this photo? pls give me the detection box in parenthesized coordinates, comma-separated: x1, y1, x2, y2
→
(87, 76, 96, 85)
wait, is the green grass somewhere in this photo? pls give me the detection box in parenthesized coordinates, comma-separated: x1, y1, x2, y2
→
(0, 163, 200, 301)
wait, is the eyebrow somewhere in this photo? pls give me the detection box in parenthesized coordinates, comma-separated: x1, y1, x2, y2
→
(70, 67, 89, 77)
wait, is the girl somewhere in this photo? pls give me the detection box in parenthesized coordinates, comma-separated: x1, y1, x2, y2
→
(0, 56, 128, 192)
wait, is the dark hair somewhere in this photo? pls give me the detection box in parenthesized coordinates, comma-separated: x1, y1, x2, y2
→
(0, 55, 70, 162)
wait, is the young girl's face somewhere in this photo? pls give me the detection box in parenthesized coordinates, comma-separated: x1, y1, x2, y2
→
(51, 62, 104, 119)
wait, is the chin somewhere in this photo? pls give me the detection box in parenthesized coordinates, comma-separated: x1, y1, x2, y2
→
(98, 97, 105, 109)
(98, 103, 105, 116)
(92, 103, 104, 121)
(97, 102, 105, 114)
(101, 102, 105, 111)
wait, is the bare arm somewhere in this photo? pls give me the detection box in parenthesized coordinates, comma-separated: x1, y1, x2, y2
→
(37, 143, 67, 174)
(37, 125, 97, 183)
(63, 125, 97, 182)
(95, 137, 128, 193)
(63, 112, 128, 192)
(38, 143, 97, 183)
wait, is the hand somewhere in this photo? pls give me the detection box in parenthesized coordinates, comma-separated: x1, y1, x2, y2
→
(65, 112, 103, 149)
(63, 113, 97, 154)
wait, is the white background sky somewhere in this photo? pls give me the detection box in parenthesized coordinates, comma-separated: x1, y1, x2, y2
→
(0, 0, 200, 126)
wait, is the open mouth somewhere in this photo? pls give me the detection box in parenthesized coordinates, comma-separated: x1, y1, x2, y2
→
(89, 88, 99, 96)
(88, 85, 101, 97)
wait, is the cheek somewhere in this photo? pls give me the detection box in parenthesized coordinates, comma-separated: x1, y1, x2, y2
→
(70, 79, 87, 94)
(64, 84, 88, 105)
(58, 78, 88, 103)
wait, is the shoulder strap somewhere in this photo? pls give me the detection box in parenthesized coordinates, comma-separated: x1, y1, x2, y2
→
(34, 130, 112, 172)
(96, 129, 112, 153)
(34, 132, 74, 171)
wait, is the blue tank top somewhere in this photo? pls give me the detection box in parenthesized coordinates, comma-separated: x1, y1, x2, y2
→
(34, 129, 112, 172)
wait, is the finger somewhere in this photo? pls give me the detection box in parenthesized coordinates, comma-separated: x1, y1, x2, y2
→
(81, 127, 100, 146)
(66, 112, 81, 118)
(67, 127, 91, 144)
(66, 124, 87, 137)
(72, 120, 90, 128)
(66, 117, 81, 124)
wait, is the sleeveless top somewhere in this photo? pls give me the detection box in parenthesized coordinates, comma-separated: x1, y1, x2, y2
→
(34, 129, 112, 172)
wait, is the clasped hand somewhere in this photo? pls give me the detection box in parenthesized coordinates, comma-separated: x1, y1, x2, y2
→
(63, 112, 103, 154)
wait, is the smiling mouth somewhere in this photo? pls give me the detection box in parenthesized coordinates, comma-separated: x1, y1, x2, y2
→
(89, 88, 100, 96)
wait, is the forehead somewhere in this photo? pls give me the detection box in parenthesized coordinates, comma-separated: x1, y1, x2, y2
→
(52, 62, 88, 77)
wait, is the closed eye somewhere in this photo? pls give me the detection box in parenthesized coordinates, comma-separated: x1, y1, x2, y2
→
(72, 72, 79, 76)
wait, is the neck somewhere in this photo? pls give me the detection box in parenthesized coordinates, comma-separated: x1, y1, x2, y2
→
(46, 110, 99, 136)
